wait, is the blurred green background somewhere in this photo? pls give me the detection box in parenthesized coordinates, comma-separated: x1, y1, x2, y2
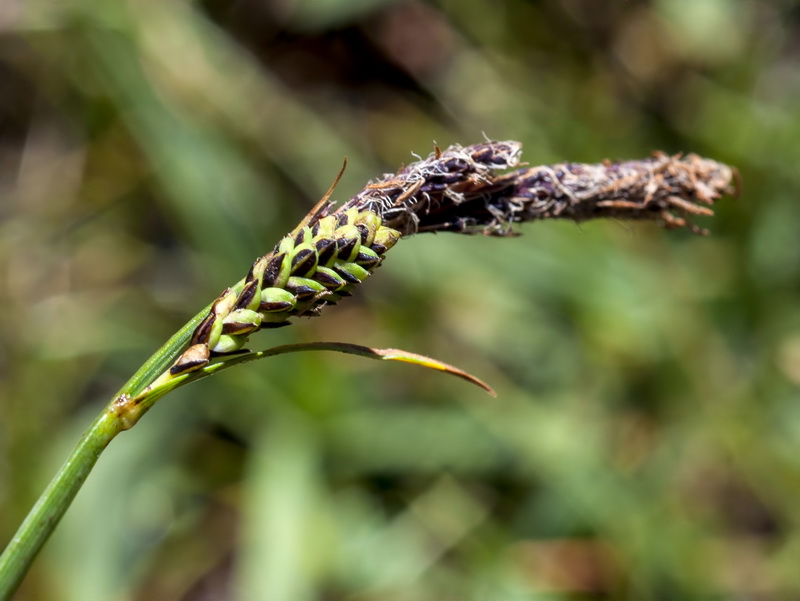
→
(1, 0, 799, 599)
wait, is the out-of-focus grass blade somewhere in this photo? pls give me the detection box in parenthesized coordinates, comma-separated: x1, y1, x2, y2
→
(236, 417, 324, 601)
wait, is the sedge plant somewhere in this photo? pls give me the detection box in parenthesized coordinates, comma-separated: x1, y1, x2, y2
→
(0, 140, 737, 600)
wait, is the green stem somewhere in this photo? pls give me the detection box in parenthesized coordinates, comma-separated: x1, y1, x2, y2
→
(0, 282, 247, 600)
(0, 410, 123, 601)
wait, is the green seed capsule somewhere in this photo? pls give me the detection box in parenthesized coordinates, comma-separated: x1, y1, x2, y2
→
(314, 237, 338, 266)
(294, 226, 313, 246)
(313, 265, 347, 290)
(336, 208, 358, 226)
(222, 308, 262, 336)
(371, 227, 401, 254)
(241, 255, 270, 310)
(249, 256, 269, 286)
(334, 260, 370, 283)
(260, 313, 292, 326)
(314, 215, 338, 238)
(212, 334, 247, 354)
(278, 235, 295, 255)
(260, 287, 296, 312)
(190, 312, 216, 346)
(262, 252, 284, 287)
(289, 242, 318, 277)
(274, 253, 293, 289)
(335, 225, 362, 262)
(204, 314, 225, 350)
(286, 276, 327, 299)
(355, 246, 381, 269)
(270, 237, 296, 288)
(236, 278, 262, 311)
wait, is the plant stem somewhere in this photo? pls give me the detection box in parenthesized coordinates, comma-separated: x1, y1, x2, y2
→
(0, 290, 231, 600)
(0, 409, 123, 601)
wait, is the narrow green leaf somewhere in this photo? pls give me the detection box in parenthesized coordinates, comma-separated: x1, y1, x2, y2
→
(130, 341, 496, 408)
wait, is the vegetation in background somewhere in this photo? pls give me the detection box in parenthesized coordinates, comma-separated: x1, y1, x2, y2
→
(1, 0, 799, 599)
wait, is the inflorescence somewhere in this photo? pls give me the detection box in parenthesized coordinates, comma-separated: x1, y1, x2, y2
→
(169, 140, 737, 376)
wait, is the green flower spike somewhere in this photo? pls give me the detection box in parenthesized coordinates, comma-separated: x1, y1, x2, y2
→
(167, 160, 403, 379)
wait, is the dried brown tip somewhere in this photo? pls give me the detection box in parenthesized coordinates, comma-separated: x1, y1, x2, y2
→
(342, 140, 524, 235)
(397, 149, 737, 236)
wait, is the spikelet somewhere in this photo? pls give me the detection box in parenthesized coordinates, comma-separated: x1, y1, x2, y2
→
(169, 141, 737, 376)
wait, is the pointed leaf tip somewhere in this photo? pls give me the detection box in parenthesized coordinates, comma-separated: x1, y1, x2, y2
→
(248, 341, 496, 396)
(374, 346, 497, 397)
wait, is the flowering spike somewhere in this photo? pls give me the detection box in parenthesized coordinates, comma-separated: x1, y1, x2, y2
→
(167, 140, 735, 377)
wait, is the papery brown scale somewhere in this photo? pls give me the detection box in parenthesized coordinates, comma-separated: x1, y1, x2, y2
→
(355, 223, 373, 245)
(335, 234, 360, 262)
(355, 251, 381, 269)
(285, 282, 318, 300)
(293, 228, 308, 245)
(235, 279, 260, 310)
(333, 266, 362, 284)
(170, 344, 210, 375)
(221, 320, 256, 336)
(261, 253, 286, 288)
(290, 247, 317, 277)
(315, 238, 338, 266)
(259, 299, 294, 312)
(313, 268, 347, 289)
(190, 313, 216, 345)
